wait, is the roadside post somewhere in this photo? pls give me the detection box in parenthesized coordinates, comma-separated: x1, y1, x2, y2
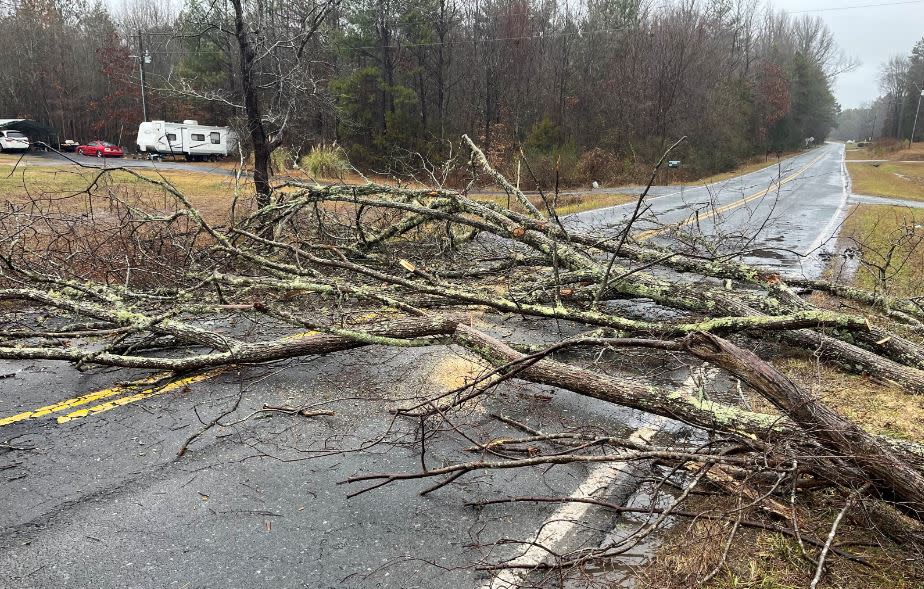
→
(911, 81, 923, 145)
(667, 159, 681, 185)
(136, 30, 151, 122)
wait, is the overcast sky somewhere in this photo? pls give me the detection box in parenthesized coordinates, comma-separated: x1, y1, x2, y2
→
(770, 0, 923, 109)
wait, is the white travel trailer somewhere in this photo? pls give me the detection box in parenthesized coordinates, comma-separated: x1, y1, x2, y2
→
(136, 120, 238, 161)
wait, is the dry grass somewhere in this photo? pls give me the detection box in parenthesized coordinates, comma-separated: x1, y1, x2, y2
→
(638, 334, 924, 589)
(0, 162, 255, 223)
(776, 353, 924, 443)
(638, 492, 923, 589)
(0, 160, 633, 235)
(844, 146, 869, 161)
(847, 162, 924, 201)
(845, 141, 924, 162)
(831, 204, 924, 297)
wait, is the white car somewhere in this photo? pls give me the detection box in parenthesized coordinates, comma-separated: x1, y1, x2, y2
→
(0, 129, 30, 152)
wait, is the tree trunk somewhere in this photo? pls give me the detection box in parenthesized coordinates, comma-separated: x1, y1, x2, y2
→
(452, 324, 785, 440)
(452, 325, 924, 520)
(686, 332, 924, 519)
(230, 0, 273, 209)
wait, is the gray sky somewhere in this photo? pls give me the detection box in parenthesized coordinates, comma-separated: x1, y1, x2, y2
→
(771, 0, 924, 109)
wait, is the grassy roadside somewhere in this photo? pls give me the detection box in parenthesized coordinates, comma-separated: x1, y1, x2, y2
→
(846, 162, 924, 201)
(637, 346, 924, 589)
(0, 162, 250, 199)
(0, 156, 636, 218)
(638, 492, 922, 589)
(845, 141, 924, 162)
(0, 163, 255, 223)
(828, 204, 924, 297)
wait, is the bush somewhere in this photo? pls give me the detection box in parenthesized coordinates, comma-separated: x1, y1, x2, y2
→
(577, 148, 622, 185)
(271, 147, 296, 172)
(520, 143, 581, 188)
(524, 117, 561, 153)
(299, 143, 349, 179)
(867, 138, 903, 157)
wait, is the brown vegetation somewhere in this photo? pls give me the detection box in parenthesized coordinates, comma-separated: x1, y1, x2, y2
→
(2, 141, 924, 586)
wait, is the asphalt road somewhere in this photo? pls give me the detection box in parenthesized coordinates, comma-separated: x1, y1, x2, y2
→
(7, 150, 240, 176)
(0, 143, 851, 588)
(569, 142, 850, 277)
(0, 314, 697, 589)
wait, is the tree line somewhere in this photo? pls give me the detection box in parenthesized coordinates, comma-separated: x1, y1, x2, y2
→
(0, 0, 844, 184)
(833, 37, 924, 144)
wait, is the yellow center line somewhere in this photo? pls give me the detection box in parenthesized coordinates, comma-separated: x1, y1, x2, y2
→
(56, 369, 224, 423)
(0, 373, 168, 427)
(2, 321, 379, 427)
(0, 369, 222, 427)
(635, 151, 828, 241)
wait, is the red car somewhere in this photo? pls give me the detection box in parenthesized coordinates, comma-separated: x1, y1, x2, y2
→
(77, 140, 124, 158)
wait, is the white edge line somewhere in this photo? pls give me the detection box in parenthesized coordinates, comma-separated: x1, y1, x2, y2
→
(802, 143, 849, 258)
(478, 370, 711, 589)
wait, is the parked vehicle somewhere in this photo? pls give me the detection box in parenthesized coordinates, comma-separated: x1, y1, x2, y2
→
(136, 120, 238, 161)
(77, 141, 124, 158)
(60, 139, 80, 152)
(0, 129, 30, 152)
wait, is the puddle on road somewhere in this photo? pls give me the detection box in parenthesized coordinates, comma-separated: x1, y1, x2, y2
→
(744, 247, 788, 261)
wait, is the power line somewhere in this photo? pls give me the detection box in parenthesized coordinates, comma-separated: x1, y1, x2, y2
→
(789, 0, 923, 14)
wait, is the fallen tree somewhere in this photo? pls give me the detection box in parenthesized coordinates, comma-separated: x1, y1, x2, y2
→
(1, 138, 923, 584)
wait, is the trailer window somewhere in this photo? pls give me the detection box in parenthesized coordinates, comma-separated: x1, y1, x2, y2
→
(191, 133, 205, 141)
(166, 133, 177, 141)
(210, 132, 221, 144)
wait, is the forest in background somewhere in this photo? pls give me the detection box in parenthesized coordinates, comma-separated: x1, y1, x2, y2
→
(0, 0, 844, 185)
(833, 37, 924, 144)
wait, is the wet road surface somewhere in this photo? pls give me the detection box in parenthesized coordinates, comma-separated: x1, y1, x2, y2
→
(569, 142, 849, 276)
(0, 316, 695, 588)
(0, 144, 851, 588)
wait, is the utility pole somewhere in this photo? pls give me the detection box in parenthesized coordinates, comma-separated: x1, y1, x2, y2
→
(137, 29, 148, 122)
(911, 81, 924, 145)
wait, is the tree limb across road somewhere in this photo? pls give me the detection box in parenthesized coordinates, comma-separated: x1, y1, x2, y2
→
(2, 137, 923, 582)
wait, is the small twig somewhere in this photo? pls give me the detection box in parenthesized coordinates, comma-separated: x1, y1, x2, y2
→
(790, 460, 817, 565)
(700, 505, 743, 584)
(490, 413, 544, 436)
(177, 381, 245, 458)
(810, 484, 870, 589)
(260, 404, 336, 418)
